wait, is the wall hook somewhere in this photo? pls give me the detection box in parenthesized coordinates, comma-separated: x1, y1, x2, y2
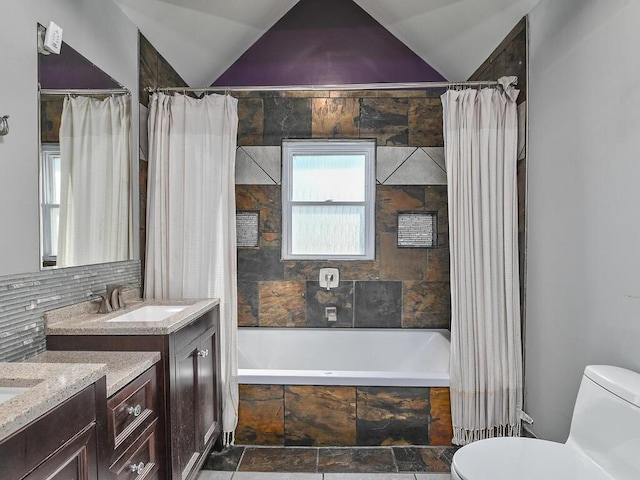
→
(0, 116, 9, 136)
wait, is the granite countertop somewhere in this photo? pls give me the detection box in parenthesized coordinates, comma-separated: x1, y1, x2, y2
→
(0, 362, 106, 442)
(44, 297, 219, 336)
(27, 351, 161, 397)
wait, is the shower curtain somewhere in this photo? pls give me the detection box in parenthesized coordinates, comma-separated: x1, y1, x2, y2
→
(442, 77, 523, 445)
(145, 92, 239, 445)
(58, 95, 132, 267)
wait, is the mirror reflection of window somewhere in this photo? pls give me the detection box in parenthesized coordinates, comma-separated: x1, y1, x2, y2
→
(41, 144, 61, 267)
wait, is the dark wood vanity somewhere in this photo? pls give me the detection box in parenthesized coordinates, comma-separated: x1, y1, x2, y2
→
(46, 303, 222, 480)
(0, 380, 106, 480)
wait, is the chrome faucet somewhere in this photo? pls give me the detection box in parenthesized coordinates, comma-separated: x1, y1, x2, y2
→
(99, 284, 126, 313)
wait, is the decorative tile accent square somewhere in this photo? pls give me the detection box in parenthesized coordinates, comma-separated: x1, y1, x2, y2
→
(236, 147, 281, 185)
(354, 281, 402, 328)
(385, 148, 446, 185)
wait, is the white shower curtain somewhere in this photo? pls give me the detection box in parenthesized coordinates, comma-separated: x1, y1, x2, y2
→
(58, 95, 132, 267)
(442, 77, 523, 445)
(145, 93, 239, 445)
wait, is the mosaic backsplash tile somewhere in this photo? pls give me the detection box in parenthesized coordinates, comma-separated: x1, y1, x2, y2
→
(0, 260, 141, 361)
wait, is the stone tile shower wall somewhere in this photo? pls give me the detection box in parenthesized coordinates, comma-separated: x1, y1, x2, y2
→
(235, 89, 451, 329)
(0, 260, 141, 361)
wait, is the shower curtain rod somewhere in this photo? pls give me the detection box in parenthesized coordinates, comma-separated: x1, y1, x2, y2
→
(146, 79, 513, 93)
(39, 88, 131, 96)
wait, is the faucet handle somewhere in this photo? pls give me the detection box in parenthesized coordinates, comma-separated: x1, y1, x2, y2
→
(98, 294, 113, 314)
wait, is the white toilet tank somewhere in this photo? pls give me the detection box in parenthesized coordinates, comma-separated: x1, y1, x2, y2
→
(567, 365, 640, 480)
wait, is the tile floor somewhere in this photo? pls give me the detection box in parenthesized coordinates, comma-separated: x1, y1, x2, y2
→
(198, 446, 455, 480)
(197, 473, 451, 480)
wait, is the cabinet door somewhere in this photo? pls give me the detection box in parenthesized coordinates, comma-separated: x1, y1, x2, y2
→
(198, 326, 221, 447)
(23, 425, 97, 480)
(172, 339, 200, 480)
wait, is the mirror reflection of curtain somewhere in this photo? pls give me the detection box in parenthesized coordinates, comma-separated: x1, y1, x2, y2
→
(145, 93, 239, 445)
(58, 95, 132, 267)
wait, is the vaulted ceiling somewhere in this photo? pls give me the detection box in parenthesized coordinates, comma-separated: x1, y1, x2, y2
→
(112, 0, 539, 87)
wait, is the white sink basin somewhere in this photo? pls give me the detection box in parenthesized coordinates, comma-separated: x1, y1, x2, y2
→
(0, 386, 30, 405)
(106, 305, 187, 323)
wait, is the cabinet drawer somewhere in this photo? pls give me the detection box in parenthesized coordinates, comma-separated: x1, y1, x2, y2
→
(173, 309, 215, 352)
(110, 419, 159, 480)
(108, 365, 157, 451)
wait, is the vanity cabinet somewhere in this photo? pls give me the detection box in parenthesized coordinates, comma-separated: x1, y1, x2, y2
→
(171, 323, 220, 478)
(0, 380, 106, 480)
(47, 305, 222, 480)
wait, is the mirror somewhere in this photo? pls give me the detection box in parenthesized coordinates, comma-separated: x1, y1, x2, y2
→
(38, 25, 133, 269)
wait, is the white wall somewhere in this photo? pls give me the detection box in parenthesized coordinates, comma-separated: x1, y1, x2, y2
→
(526, 0, 640, 441)
(0, 0, 138, 276)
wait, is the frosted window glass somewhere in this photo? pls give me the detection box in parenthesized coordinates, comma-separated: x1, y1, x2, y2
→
(291, 205, 365, 255)
(292, 154, 365, 201)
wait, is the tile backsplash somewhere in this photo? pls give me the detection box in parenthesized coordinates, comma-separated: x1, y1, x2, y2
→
(0, 260, 140, 361)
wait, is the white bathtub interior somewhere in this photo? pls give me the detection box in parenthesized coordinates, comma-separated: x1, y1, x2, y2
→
(238, 327, 450, 387)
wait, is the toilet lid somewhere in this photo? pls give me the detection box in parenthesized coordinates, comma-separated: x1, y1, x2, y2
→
(451, 437, 610, 480)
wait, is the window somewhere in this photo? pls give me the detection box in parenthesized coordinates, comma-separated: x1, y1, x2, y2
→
(41, 144, 61, 264)
(282, 139, 376, 260)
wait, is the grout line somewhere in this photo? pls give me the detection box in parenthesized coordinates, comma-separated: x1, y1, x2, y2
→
(236, 446, 248, 473)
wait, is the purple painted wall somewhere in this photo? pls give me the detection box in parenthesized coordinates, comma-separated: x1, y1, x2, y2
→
(212, 0, 446, 87)
(39, 41, 122, 89)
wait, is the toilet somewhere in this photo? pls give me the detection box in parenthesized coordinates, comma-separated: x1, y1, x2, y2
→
(451, 365, 640, 480)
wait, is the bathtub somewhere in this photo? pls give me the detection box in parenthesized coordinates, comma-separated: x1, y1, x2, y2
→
(237, 327, 450, 387)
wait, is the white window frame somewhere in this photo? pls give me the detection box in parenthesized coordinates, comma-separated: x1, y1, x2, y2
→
(281, 139, 376, 261)
(40, 143, 61, 264)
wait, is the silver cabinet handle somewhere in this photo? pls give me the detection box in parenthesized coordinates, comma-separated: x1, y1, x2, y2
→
(197, 349, 209, 358)
(127, 404, 142, 417)
(128, 461, 145, 475)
